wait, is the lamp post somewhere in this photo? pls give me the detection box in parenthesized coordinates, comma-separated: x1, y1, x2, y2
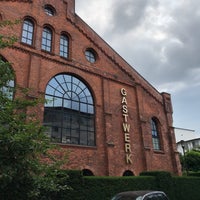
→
(180, 140, 188, 176)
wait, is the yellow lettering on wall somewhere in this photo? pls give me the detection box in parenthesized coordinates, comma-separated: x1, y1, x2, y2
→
(122, 105, 128, 113)
(125, 143, 132, 153)
(124, 133, 130, 142)
(123, 123, 130, 133)
(121, 88, 133, 165)
(121, 88, 127, 96)
(122, 114, 128, 122)
(121, 96, 128, 105)
(125, 154, 132, 164)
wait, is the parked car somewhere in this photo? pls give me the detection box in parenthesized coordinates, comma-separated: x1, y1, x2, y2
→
(111, 190, 169, 200)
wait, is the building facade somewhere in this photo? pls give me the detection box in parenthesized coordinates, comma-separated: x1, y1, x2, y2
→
(175, 128, 200, 154)
(0, 0, 181, 176)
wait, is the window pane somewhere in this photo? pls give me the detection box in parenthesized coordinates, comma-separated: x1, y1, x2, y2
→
(151, 118, 161, 150)
(44, 5, 55, 16)
(60, 34, 69, 58)
(42, 27, 52, 52)
(21, 19, 34, 45)
(44, 74, 95, 146)
(85, 49, 96, 63)
(0, 61, 14, 99)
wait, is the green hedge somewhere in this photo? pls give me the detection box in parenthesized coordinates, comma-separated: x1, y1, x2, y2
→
(139, 171, 173, 199)
(82, 176, 156, 200)
(173, 176, 200, 200)
(42, 170, 200, 200)
(188, 171, 200, 177)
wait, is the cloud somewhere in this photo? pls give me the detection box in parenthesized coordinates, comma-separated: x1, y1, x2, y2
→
(109, 0, 159, 32)
(104, 0, 200, 92)
(76, 0, 200, 132)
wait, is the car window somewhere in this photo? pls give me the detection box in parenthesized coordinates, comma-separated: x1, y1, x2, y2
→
(144, 195, 157, 200)
(116, 197, 133, 200)
(112, 196, 135, 200)
(144, 193, 168, 200)
(157, 194, 168, 200)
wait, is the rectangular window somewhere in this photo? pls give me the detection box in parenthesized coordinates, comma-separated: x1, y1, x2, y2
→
(60, 35, 69, 58)
(42, 27, 52, 52)
(21, 19, 34, 45)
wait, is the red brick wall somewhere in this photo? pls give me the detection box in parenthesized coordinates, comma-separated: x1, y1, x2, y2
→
(0, 0, 181, 176)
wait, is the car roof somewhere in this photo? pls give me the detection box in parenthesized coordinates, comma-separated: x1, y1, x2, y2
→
(114, 190, 166, 198)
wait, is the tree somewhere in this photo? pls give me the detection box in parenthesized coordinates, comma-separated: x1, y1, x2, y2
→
(0, 21, 69, 200)
(185, 150, 200, 172)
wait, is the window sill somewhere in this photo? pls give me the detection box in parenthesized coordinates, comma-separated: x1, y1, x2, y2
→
(20, 42, 35, 49)
(59, 55, 72, 62)
(52, 142, 97, 150)
(153, 150, 165, 154)
(41, 49, 55, 56)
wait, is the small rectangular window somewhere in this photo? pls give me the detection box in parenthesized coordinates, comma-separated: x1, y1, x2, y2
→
(60, 34, 69, 58)
(41, 27, 52, 52)
(21, 19, 34, 45)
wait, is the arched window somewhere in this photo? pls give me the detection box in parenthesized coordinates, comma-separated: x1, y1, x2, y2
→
(44, 4, 56, 16)
(85, 48, 97, 63)
(41, 26, 52, 52)
(151, 118, 161, 150)
(123, 170, 134, 176)
(21, 19, 34, 45)
(0, 57, 14, 99)
(60, 34, 69, 58)
(82, 169, 94, 176)
(43, 74, 95, 146)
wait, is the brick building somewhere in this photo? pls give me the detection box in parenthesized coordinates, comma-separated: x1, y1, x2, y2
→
(0, 0, 181, 176)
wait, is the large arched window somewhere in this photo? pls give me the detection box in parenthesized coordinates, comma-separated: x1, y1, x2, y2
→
(0, 57, 14, 100)
(41, 26, 52, 52)
(151, 118, 161, 150)
(43, 74, 95, 146)
(21, 19, 34, 45)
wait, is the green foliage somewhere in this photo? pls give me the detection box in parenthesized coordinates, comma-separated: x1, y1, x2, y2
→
(139, 171, 173, 198)
(185, 150, 200, 172)
(0, 20, 19, 49)
(81, 176, 157, 200)
(0, 21, 69, 200)
(173, 176, 200, 200)
(61, 171, 200, 200)
(139, 170, 171, 177)
(188, 171, 200, 177)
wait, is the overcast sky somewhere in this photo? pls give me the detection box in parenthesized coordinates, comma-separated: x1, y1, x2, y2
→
(76, 0, 200, 135)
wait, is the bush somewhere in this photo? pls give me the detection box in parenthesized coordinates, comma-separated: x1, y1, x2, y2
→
(188, 171, 200, 177)
(82, 176, 156, 200)
(56, 170, 200, 200)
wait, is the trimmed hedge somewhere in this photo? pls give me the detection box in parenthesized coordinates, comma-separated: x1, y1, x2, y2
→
(140, 171, 173, 198)
(82, 176, 156, 200)
(188, 171, 200, 177)
(173, 176, 200, 200)
(44, 170, 200, 200)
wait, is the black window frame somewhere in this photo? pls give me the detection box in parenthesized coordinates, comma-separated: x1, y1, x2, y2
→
(60, 34, 69, 58)
(43, 74, 95, 147)
(44, 5, 56, 16)
(21, 19, 34, 46)
(85, 49, 97, 63)
(41, 26, 53, 52)
(151, 118, 161, 150)
(0, 57, 15, 100)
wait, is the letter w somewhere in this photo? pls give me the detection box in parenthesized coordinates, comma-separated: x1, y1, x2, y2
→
(123, 123, 130, 133)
